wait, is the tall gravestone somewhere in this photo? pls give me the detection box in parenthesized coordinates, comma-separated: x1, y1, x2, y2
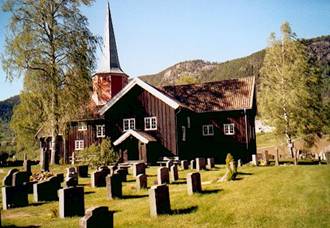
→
(170, 165, 179, 182)
(2, 186, 29, 210)
(181, 160, 189, 170)
(40, 149, 49, 172)
(23, 159, 32, 176)
(187, 172, 202, 195)
(59, 187, 85, 218)
(237, 159, 242, 167)
(157, 167, 169, 185)
(106, 174, 122, 200)
(149, 184, 171, 217)
(196, 158, 206, 171)
(136, 174, 148, 190)
(206, 158, 215, 169)
(132, 162, 145, 177)
(114, 168, 127, 182)
(79, 206, 114, 228)
(190, 160, 195, 169)
(252, 154, 258, 166)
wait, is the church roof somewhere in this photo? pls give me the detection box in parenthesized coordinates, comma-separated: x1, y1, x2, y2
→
(97, 2, 123, 74)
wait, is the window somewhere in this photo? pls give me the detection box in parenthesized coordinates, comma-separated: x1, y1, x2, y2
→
(182, 126, 186, 141)
(75, 140, 84, 150)
(144, 117, 157, 130)
(187, 117, 191, 128)
(96, 125, 105, 138)
(224, 123, 235, 135)
(78, 122, 87, 131)
(123, 118, 135, 131)
(202, 125, 214, 136)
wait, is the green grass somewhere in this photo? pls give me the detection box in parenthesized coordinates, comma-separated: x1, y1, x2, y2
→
(256, 132, 280, 148)
(1, 164, 330, 227)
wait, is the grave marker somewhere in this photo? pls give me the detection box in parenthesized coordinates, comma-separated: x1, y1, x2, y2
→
(12, 171, 29, 187)
(157, 167, 169, 185)
(77, 165, 89, 178)
(196, 158, 206, 171)
(2, 169, 19, 186)
(106, 174, 122, 199)
(2, 186, 28, 210)
(132, 162, 145, 177)
(59, 186, 85, 218)
(79, 206, 114, 228)
(187, 172, 202, 195)
(181, 160, 189, 170)
(149, 184, 171, 217)
(136, 174, 147, 190)
(206, 158, 215, 169)
(33, 176, 61, 202)
(170, 165, 179, 182)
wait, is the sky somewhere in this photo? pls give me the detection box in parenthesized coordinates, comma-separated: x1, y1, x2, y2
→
(0, 0, 329, 101)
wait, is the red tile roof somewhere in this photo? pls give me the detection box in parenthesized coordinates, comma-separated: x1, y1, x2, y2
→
(160, 76, 255, 112)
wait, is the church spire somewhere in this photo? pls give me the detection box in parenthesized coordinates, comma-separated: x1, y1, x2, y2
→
(98, 1, 122, 73)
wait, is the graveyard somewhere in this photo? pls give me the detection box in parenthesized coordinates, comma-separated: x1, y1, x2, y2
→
(1, 161, 329, 227)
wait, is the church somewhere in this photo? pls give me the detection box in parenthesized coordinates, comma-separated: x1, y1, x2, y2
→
(37, 2, 257, 164)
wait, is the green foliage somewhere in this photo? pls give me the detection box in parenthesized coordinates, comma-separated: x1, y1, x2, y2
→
(77, 138, 118, 168)
(259, 22, 326, 150)
(175, 74, 200, 85)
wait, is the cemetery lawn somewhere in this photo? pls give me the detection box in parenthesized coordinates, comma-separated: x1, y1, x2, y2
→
(1, 164, 330, 227)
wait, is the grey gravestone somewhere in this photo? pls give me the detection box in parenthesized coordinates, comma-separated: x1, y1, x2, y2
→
(206, 158, 215, 169)
(190, 160, 195, 169)
(2, 169, 19, 186)
(325, 152, 330, 165)
(263, 151, 269, 165)
(181, 160, 189, 170)
(2, 186, 28, 210)
(23, 159, 32, 176)
(33, 176, 61, 202)
(149, 184, 171, 217)
(132, 162, 145, 177)
(252, 154, 258, 166)
(157, 167, 169, 185)
(106, 174, 122, 199)
(166, 160, 173, 169)
(12, 171, 30, 187)
(275, 149, 280, 166)
(77, 165, 89, 178)
(59, 186, 85, 218)
(79, 206, 114, 228)
(237, 159, 242, 167)
(187, 172, 202, 195)
(91, 168, 110, 187)
(170, 165, 179, 182)
(114, 168, 127, 182)
(136, 174, 147, 190)
(196, 158, 206, 171)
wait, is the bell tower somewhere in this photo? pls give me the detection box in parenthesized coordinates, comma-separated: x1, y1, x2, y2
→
(92, 1, 128, 106)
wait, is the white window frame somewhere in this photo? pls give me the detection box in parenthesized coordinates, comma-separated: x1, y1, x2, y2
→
(202, 124, 214, 136)
(144, 117, 157, 131)
(182, 126, 186, 141)
(123, 118, 135, 131)
(96, 125, 105, 138)
(78, 122, 87, 131)
(224, 123, 235, 135)
(74, 140, 84, 150)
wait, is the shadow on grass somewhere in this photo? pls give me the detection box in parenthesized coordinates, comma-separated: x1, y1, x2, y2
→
(202, 189, 222, 194)
(85, 191, 95, 195)
(147, 174, 157, 177)
(121, 194, 148, 199)
(237, 172, 252, 175)
(171, 206, 198, 215)
(3, 225, 40, 228)
(125, 179, 136, 183)
(170, 180, 187, 185)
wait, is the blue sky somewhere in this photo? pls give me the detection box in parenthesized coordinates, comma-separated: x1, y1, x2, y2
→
(0, 0, 329, 101)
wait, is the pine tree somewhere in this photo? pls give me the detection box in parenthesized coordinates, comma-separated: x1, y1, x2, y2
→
(260, 22, 325, 158)
(2, 0, 98, 164)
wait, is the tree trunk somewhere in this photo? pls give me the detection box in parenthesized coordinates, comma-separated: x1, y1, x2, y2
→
(50, 94, 59, 165)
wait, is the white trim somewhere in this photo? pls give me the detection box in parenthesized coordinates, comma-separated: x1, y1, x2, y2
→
(224, 123, 235, 135)
(144, 117, 157, 131)
(74, 140, 84, 150)
(249, 76, 256, 109)
(123, 118, 135, 131)
(99, 78, 180, 115)
(202, 124, 214, 136)
(96, 125, 105, 138)
(113, 130, 156, 146)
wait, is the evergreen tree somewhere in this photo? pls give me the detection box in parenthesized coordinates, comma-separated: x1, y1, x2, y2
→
(260, 22, 325, 158)
(2, 0, 98, 163)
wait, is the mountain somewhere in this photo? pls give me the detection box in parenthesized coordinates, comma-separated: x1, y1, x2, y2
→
(0, 95, 19, 141)
(140, 35, 330, 86)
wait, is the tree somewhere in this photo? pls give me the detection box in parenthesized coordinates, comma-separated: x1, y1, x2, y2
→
(175, 74, 199, 85)
(2, 0, 98, 164)
(259, 22, 325, 158)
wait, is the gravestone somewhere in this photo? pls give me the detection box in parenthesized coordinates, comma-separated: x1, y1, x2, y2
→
(56, 173, 65, 183)
(170, 165, 179, 182)
(196, 158, 206, 171)
(206, 158, 215, 169)
(181, 160, 189, 170)
(40, 149, 49, 172)
(77, 165, 89, 178)
(275, 149, 280, 166)
(262, 151, 269, 165)
(108, 166, 117, 176)
(325, 152, 330, 165)
(237, 159, 242, 167)
(252, 154, 258, 166)
(79, 206, 114, 228)
(33, 176, 61, 202)
(114, 168, 127, 182)
(12, 171, 30, 187)
(149, 184, 171, 217)
(157, 167, 169, 185)
(65, 176, 78, 187)
(132, 162, 145, 177)
(166, 160, 173, 169)
(106, 174, 122, 199)
(91, 168, 110, 187)
(2, 186, 28, 209)
(190, 160, 195, 169)
(136, 174, 147, 190)
(23, 159, 32, 176)
(59, 186, 85, 218)
(2, 169, 19, 186)
(187, 172, 202, 195)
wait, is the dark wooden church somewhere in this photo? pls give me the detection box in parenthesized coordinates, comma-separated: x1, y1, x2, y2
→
(37, 2, 257, 164)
